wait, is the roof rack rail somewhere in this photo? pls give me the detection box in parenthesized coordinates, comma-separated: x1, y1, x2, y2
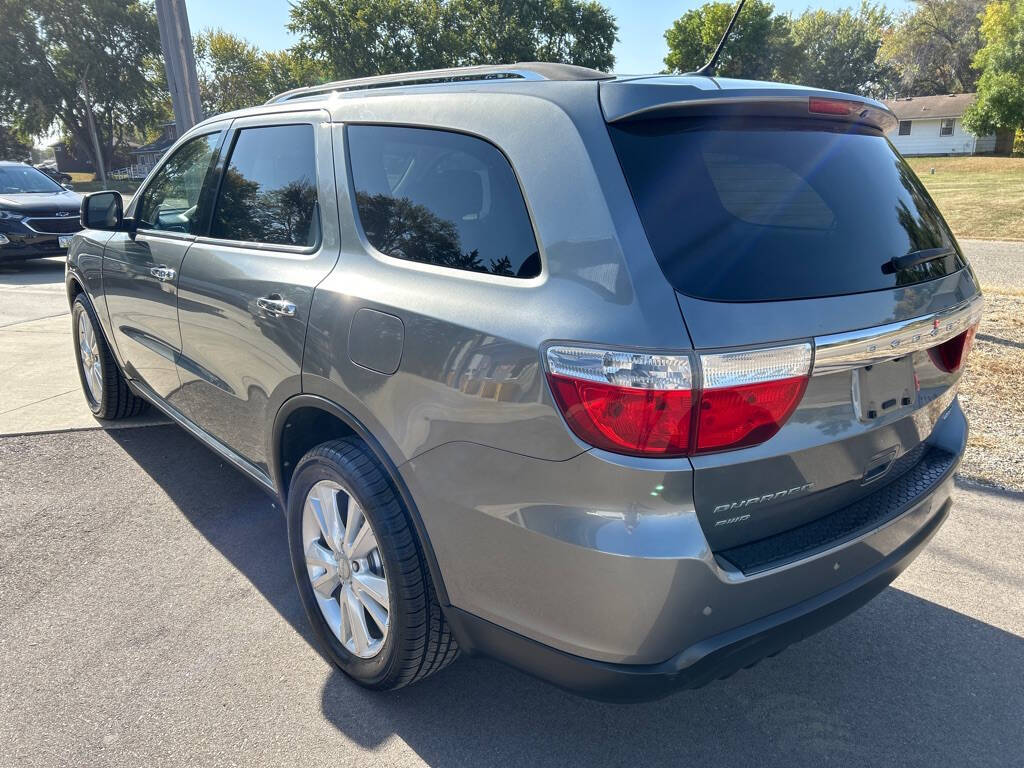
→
(267, 62, 612, 104)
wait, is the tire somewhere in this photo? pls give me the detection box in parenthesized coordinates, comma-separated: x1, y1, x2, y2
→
(287, 437, 458, 690)
(71, 294, 147, 420)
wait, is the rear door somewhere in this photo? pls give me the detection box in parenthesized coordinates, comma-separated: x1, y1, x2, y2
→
(174, 111, 339, 473)
(607, 105, 981, 567)
(104, 128, 225, 402)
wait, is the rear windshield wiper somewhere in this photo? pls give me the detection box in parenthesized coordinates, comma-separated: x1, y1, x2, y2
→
(884, 246, 956, 274)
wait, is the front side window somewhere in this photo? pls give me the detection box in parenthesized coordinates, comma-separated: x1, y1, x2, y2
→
(347, 125, 540, 278)
(940, 119, 955, 137)
(136, 132, 220, 233)
(210, 124, 320, 247)
(898, 120, 912, 136)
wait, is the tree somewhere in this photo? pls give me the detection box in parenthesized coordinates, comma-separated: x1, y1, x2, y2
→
(790, 3, 896, 98)
(0, 124, 32, 161)
(879, 0, 986, 96)
(663, 1, 797, 80)
(287, 0, 618, 80)
(963, 1, 1024, 136)
(0, 0, 163, 182)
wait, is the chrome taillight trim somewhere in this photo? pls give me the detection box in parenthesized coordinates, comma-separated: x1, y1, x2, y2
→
(812, 294, 983, 376)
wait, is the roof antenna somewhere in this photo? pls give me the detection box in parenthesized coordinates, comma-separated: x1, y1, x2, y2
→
(692, 0, 747, 78)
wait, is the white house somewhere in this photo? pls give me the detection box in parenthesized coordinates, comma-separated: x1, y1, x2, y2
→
(882, 93, 1012, 156)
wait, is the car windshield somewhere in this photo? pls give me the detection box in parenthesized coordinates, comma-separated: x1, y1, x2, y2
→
(0, 166, 64, 194)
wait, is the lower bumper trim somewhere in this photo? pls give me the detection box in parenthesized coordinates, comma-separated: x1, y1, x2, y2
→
(444, 496, 951, 702)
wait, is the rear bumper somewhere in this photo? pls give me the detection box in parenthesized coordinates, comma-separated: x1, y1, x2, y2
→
(407, 398, 965, 700)
(445, 491, 950, 701)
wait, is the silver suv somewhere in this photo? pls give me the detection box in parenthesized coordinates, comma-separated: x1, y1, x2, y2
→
(68, 63, 981, 701)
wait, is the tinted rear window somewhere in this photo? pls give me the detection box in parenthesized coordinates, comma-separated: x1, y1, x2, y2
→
(609, 119, 963, 301)
(347, 125, 540, 278)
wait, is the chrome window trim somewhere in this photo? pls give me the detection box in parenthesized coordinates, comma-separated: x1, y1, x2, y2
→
(812, 294, 983, 376)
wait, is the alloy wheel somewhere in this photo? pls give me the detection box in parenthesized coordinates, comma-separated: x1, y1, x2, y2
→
(301, 480, 390, 658)
(77, 311, 103, 405)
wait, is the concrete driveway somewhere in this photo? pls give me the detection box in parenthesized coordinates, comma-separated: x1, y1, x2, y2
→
(1, 245, 1022, 767)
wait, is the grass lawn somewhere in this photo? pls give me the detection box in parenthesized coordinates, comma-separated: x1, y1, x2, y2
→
(907, 156, 1024, 241)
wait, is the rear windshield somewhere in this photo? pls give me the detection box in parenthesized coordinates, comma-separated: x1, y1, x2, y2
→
(609, 118, 964, 302)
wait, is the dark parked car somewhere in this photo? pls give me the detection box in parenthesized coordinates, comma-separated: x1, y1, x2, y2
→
(67, 64, 982, 701)
(35, 165, 74, 188)
(0, 161, 83, 262)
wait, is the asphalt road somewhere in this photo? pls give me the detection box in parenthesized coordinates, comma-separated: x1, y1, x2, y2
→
(960, 239, 1024, 291)
(2, 427, 1022, 768)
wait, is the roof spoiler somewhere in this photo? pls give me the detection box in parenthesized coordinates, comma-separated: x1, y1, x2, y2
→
(600, 81, 898, 134)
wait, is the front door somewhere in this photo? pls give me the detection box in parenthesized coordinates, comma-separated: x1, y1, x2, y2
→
(103, 129, 224, 403)
(175, 114, 339, 472)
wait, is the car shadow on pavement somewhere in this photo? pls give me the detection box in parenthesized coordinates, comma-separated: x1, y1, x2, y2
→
(109, 425, 1023, 767)
(106, 424, 325, 658)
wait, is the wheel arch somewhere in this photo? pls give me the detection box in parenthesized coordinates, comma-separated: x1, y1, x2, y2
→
(271, 394, 450, 606)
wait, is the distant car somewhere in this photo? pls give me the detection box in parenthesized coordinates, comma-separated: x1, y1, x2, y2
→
(35, 166, 74, 188)
(68, 64, 981, 701)
(0, 161, 82, 262)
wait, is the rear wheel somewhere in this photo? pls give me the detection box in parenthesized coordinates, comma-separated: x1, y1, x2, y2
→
(287, 437, 458, 689)
(71, 295, 147, 420)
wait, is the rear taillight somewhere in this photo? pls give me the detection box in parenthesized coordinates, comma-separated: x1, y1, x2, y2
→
(928, 325, 979, 373)
(545, 343, 811, 458)
(696, 346, 812, 453)
(808, 97, 859, 116)
(545, 347, 694, 457)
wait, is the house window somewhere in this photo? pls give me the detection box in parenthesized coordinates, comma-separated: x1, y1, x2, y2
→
(898, 121, 912, 136)
(940, 119, 955, 137)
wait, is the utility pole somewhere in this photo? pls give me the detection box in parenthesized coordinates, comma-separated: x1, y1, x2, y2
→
(155, 0, 203, 137)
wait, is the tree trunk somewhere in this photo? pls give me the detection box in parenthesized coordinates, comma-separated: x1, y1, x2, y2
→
(81, 75, 107, 185)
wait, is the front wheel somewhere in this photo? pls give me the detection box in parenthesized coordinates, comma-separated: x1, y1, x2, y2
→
(71, 295, 147, 420)
(287, 437, 458, 690)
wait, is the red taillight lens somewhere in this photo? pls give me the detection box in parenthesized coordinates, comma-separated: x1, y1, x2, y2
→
(547, 376, 694, 457)
(545, 343, 811, 457)
(928, 325, 978, 373)
(695, 377, 808, 453)
(809, 97, 859, 116)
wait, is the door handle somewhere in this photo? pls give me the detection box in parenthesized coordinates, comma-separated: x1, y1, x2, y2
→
(150, 266, 176, 282)
(256, 295, 297, 318)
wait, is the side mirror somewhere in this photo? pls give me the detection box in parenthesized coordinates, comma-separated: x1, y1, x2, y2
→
(81, 191, 132, 232)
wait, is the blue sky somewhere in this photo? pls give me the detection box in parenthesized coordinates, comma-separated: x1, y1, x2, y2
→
(184, 0, 914, 74)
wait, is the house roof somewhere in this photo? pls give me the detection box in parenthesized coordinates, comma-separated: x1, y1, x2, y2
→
(883, 93, 976, 121)
(131, 135, 176, 155)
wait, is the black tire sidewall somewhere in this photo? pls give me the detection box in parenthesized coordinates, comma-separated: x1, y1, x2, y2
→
(286, 447, 406, 687)
(71, 295, 112, 417)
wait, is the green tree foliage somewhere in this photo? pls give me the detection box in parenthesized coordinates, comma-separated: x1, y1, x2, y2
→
(0, 124, 32, 161)
(0, 0, 163, 175)
(790, 3, 896, 98)
(663, 1, 798, 80)
(879, 0, 986, 96)
(194, 29, 326, 114)
(963, 1, 1024, 135)
(192, 29, 319, 113)
(288, 0, 618, 80)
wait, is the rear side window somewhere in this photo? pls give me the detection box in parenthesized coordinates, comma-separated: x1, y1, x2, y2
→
(347, 125, 540, 278)
(211, 124, 319, 247)
(609, 118, 963, 302)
